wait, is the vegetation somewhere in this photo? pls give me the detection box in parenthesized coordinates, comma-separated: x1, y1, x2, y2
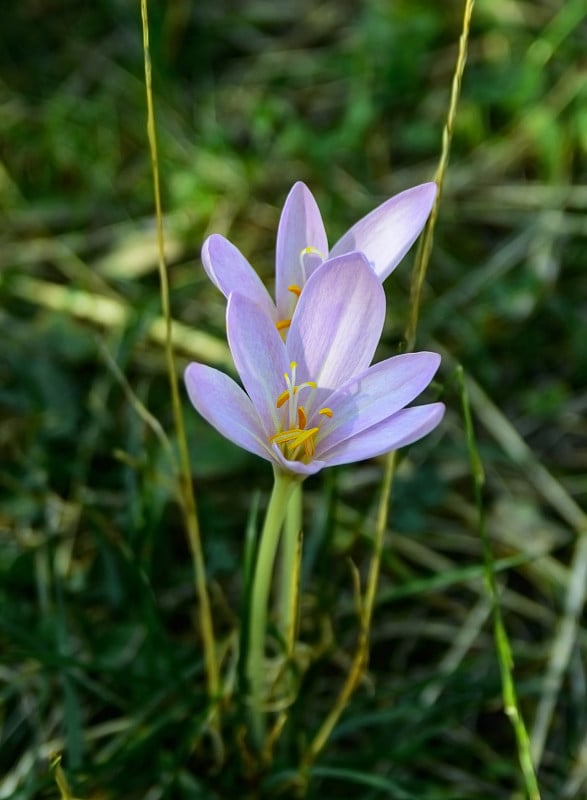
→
(1, 0, 586, 797)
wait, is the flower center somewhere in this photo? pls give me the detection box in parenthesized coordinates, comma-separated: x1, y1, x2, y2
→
(269, 361, 333, 461)
(275, 246, 325, 335)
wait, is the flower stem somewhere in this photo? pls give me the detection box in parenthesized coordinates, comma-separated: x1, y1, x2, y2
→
(247, 470, 298, 749)
(278, 482, 303, 656)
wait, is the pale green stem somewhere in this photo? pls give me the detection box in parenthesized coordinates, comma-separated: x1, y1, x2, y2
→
(247, 470, 298, 749)
(278, 482, 303, 656)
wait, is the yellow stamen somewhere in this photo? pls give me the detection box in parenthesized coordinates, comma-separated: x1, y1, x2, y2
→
(289, 427, 319, 458)
(270, 360, 334, 463)
(270, 429, 302, 446)
(288, 284, 302, 297)
(276, 319, 291, 331)
(269, 425, 320, 459)
(276, 390, 290, 408)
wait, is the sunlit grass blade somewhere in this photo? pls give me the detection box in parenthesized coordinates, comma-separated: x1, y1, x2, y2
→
(50, 754, 78, 800)
(139, 0, 220, 712)
(301, 0, 475, 773)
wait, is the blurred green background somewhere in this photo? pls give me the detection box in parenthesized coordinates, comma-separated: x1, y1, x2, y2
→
(1, 0, 586, 798)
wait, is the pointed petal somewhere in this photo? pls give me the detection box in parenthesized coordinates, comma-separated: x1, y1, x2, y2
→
(287, 252, 385, 390)
(320, 403, 445, 466)
(314, 352, 441, 455)
(185, 363, 273, 462)
(227, 292, 290, 436)
(275, 182, 328, 320)
(202, 234, 276, 320)
(329, 183, 437, 281)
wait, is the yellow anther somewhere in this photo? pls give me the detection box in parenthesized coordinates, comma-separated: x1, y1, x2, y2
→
(289, 427, 319, 458)
(271, 360, 330, 463)
(270, 425, 319, 460)
(276, 390, 290, 409)
(276, 319, 291, 331)
(288, 284, 302, 297)
(270, 429, 301, 446)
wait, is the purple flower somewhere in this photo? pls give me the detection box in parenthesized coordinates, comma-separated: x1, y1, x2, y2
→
(201, 181, 436, 334)
(185, 252, 444, 477)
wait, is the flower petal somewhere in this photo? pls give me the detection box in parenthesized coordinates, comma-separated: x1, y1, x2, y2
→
(184, 363, 273, 462)
(320, 402, 445, 466)
(329, 183, 437, 281)
(226, 292, 290, 436)
(275, 182, 328, 321)
(202, 234, 276, 321)
(287, 252, 385, 390)
(271, 446, 327, 477)
(314, 352, 441, 455)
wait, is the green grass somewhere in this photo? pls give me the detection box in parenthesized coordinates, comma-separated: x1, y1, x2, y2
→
(1, 0, 587, 797)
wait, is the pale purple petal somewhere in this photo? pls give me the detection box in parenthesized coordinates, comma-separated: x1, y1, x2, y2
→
(226, 292, 290, 436)
(329, 183, 437, 281)
(287, 252, 385, 390)
(271, 445, 327, 477)
(275, 182, 328, 321)
(184, 363, 273, 462)
(320, 402, 445, 466)
(202, 234, 276, 321)
(314, 352, 441, 455)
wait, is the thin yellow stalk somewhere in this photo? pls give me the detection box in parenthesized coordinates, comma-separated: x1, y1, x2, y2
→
(302, 0, 475, 774)
(139, 0, 219, 704)
(50, 754, 76, 800)
(406, 0, 475, 351)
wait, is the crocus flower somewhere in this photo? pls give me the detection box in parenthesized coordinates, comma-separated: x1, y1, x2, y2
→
(185, 251, 444, 478)
(201, 181, 436, 335)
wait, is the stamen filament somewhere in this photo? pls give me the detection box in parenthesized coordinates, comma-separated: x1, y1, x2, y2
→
(271, 360, 334, 463)
(290, 427, 319, 458)
(270, 429, 304, 446)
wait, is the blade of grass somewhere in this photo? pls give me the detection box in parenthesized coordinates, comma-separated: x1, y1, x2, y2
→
(50, 754, 77, 800)
(442, 348, 587, 769)
(457, 365, 541, 800)
(530, 535, 587, 766)
(405, 0, 476, 353)
(139, 0, 220, 712)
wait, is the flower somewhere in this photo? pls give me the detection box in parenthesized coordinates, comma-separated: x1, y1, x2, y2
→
(185, 252, 444, 478)
(201, 181, 436, 334)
